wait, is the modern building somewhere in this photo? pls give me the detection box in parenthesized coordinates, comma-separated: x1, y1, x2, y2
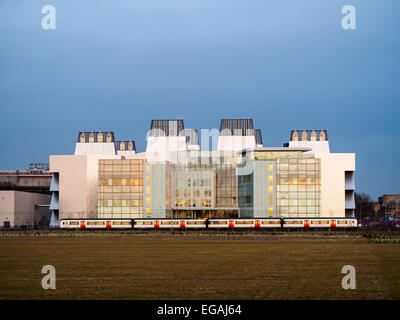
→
(49, 119, 356, 226)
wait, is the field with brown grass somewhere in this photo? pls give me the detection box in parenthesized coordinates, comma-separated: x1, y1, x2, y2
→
(0, 232, 399, 299)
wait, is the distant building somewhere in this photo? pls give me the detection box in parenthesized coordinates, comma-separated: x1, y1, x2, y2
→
(379, 195, 400, 217)
(49, 119, 356, 226)
(0, 191, 51, 228)
(0, 165, 52, 228)
(370, 202, 381, 215)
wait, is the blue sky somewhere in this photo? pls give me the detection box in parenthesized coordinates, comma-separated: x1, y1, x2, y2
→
(0, 0, 399, 200)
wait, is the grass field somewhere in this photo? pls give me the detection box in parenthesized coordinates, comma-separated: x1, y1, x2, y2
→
(0, 233, 399, 299)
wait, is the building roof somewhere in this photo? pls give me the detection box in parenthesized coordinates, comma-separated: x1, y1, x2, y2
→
(240, 147, 312, 153)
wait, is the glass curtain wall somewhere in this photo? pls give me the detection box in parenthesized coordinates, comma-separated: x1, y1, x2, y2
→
(98, 159, 144, 218)
(276, 158, 321, 217)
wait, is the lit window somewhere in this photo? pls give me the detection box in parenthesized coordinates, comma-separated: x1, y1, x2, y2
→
(146, 208, 151, 216)
(268, 164, 273, 172)
(146, 186, 151, 195)
(146, 197, 151, 205)
(113, 179, 122, 186)
(268, 208, 273, 215)
(268, 196, 273, 205)
(146, 165, 152, 174)
(146, 176, 151, 184)
(268, 186, 273, 194)
(268, 175, 273, 183)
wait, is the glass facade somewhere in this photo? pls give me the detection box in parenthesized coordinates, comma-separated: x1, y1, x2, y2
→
(165, 160, 239, 218)
(98, 159, 144, 218)
(215, 165, 237, 208)
(238, 152, 320, 218)
(96, 151, 320, 219)
(276, 158, 321, 217)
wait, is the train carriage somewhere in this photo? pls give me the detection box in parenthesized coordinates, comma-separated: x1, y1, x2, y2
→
(134, 219, 155, 229)
(133, 219, 207, 229)
(207, 219, 231, 229)
(185, 220, 207, 229)
(258, 219, 282, 228)
(60, 219, 133, 229)
(282, 218, 358, 229)
(282, 219, 304, 228)
(207, 218, 283, 229)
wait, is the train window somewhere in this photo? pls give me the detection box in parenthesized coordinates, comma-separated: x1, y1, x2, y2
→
(187, 221, 205, 225)
(210, 221, 227, 225)
(235, 220, 253, 225)
(285, 221, 302, 224)
(262, 221, 280, 224)
(113, 221, 131, 225)
(87, 221, 105, 225)
(69, 221, 79, 226)
(161, 221, 179, 225)
(136, 221, 153, 225)
(311, 221, 324, 224)
(337, 220, 347, 224)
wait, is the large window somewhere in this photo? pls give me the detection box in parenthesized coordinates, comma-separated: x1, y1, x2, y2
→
(276, 158, 321, 217)
(98, 159, 144, 218)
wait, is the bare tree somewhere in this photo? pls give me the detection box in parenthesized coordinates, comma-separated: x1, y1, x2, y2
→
(354, 192, 376, 220)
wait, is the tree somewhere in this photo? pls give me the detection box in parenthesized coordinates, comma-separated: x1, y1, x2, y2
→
(354, 192, 376, 220)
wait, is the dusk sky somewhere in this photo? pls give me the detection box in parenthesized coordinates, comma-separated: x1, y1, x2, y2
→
(0, 0, 399, 200)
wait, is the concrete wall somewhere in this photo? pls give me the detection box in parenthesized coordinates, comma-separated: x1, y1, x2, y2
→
(50, 154, 120, 219)
(0, 191, 14, 227)
(217, 136, 256, 152)
(315, 153, 355, 217)
(50, 155, 88, 219)
(0, 191, 50, 228)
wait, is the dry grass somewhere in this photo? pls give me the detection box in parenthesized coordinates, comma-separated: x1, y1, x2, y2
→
(0, 236, 399, 299)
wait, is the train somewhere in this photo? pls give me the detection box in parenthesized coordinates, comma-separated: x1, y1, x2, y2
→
(60, 217, 357, 230)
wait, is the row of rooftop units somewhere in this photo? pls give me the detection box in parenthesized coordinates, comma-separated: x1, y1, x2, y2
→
(74, 118, 329, 157)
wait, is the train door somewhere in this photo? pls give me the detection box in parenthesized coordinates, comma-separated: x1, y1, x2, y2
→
(80, 220, 86, 229)
(106, 221, 111, 229)
(180, 220, 186, 229)
(154, 220, 159, 229)
(330, 220, 336, 228)
(255, 220, 260, 228)
(229, 220, 234, 228)
(304, 220, 310, 228)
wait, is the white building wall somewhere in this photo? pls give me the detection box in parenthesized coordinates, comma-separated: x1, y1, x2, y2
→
(50, 154, 120, 220)
(217, 136, 256, 152)
(74, 142, 116, 156)
(314, 153, 355, 217)
(289, 141, 330, 154)
(146, 136, 187, 163)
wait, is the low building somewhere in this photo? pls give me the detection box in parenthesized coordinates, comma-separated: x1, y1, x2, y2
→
(378, 195, 400, 217)
(0, 190, 51, 228)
